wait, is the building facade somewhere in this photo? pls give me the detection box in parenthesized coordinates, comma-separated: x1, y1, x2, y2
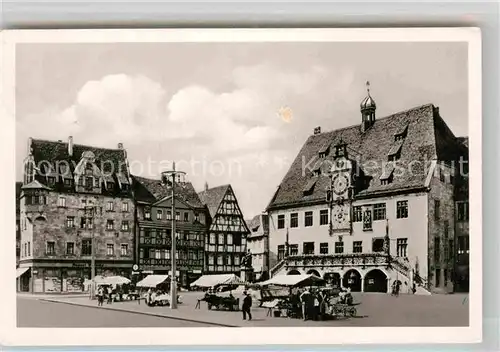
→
(246, 214, 270, 281)
(16, 182, 22, 265)
(132, 175, 207, 287)
(17, 137, 135, 292)
(198, 184, 250, 275)
(267, 87, 469, 294)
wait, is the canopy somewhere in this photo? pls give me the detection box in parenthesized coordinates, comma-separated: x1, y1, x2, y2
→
(259, 274, 324, 287)
(136, 275, 169, 288)
(16, 267, 30, 278)
(190, 274, 244, 288)
(93, 275, 131, 285)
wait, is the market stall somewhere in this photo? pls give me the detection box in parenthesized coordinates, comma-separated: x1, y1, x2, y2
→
(92, 275, 133, 301)
(191, 274, 245, 311)
(136, 275, 182, 306)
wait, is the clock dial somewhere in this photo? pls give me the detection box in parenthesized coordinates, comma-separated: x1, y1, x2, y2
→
(333, 174, 349, 195)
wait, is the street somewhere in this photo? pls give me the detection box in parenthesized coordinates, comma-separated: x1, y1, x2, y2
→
(17, 297, 214, 327)
(17, 292, 469, 328)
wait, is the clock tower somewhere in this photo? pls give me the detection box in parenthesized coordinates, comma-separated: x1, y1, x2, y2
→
(328, 140, 354, 234)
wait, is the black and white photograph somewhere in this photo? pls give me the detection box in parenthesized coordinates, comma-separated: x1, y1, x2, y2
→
(1, 28, 481, 345)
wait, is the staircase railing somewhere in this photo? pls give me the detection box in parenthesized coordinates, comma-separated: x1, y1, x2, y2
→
(270, 258, 286, 277)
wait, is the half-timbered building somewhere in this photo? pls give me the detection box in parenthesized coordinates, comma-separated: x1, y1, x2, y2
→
(198, 184, 250, 275)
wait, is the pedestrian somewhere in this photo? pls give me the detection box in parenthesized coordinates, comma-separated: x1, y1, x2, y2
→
(312, 290, 320, 321)
(300, 287, 311, 321)
(242, 291, 252, 321)
(395, 280, 401, 296)
(97, 286, 104, 307)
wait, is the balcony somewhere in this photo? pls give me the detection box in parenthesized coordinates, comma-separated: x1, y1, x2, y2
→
(282, 253, 390, 270)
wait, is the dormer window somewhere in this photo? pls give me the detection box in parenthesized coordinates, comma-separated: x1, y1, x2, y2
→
(318, 143, 330, 158)
(64, 179, 72, 187)
(47, 177, 56, 186)
(380, 164, 395, 185)
(144, 208, 151, 220)
(387, 141, 403, 161)
(312, 161, 322, 176)
(107, 182, 114, 191)
(394, 124, 408, 142)
(303, 178, 317, 196)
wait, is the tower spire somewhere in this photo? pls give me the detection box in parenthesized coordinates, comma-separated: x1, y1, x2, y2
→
(360, 81, 376, 132)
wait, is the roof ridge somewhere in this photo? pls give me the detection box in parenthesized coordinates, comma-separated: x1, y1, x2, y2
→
(314, 103, 435, 137)
(32, 138, 123, 152)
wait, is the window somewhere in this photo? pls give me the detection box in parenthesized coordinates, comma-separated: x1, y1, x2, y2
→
(304, 211, 313, 227)
(303, 242, 315, 255)
(353, 241, 362, 253)
(353, 206, 362, 222)
(194, 213, 200, 222)
(121, 221, 129, 231)
(66, 216, 75, 228)
(373, 203, 386, 221)
(46, 241, 55, 255)
(335, 241, 344, 254)
(396, 238, 408, 257)
(458, 236, 469, 254)
(435, 269, 441, 287)
(208, 255, 215, 265)
(362, 209, 372, 231)
(396, 200, 408, 219)
(157, 210, 163, 220)
(227, 234, 233, 245)
(82, 239, 92, 256)
(457, 202, 469, 221)
(107, 182, 114, 190)
(175, 212, 180, 221)
(94, 178, 99, 187)
(372, 238, 385, 252)
(144, 208, 151, 220)
(434, 200, 440, 220)
(320, 242, 329, 254)
(86, 176, 93, 188)
(218, 233, 224, 244)
(107, 244, 114, 256)
(217, 255, 223, 265)
(320, 209, 329, 225)
(234, 255, 240, 266)
(290, 244, 299, 256)
(122, 202, 129, 212)
(58, 196, 66, 207)
(27, 241, 31, 256)
(155, 249, 161, 259)
(277, 245, 285, 260)
(184, 212, 189, 222)
(209, 233, 216, 244)
(106, 219, 114, 230)
(106, 201, 114, 212)
(434, 236, 441, 262)
(226, 255, 233, 266)
(80, 217, 87, 229)
(64, 179, 72, 187)
(290, 213, 298, 228)
(277, 215, 285, 229)
(66, 242, 74, 255)
(166, 211, 172, 220)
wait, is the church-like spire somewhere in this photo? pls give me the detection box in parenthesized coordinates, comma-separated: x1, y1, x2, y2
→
(360, 81, 376, 132)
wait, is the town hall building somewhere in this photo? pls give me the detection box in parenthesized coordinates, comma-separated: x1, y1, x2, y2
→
(266, 84, 469, 294)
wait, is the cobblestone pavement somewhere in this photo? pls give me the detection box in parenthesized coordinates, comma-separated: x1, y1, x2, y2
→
(19, 291, 469, 327)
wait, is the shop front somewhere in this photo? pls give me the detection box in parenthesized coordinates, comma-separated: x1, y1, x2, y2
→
(23, 260, 133, 293)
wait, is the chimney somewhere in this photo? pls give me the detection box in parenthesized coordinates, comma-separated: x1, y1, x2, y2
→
(117, 142, 123, 149)
(68, 136, 73, 157)
(314, 126, 321, 135)
(204, 181, 209, 191)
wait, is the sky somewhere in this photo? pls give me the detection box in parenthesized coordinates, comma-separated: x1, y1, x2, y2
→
(15, 42, 468, 219)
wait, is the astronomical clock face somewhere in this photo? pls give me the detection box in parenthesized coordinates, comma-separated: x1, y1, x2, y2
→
(332, 173, 350, 197)
(331, 203, 350, 231)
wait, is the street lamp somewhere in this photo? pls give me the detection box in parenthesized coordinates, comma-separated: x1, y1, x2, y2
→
(162, 162, 186, 310)
(84, 205, 96, 299)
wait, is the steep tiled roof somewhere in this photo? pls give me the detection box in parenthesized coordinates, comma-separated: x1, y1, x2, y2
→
(247, 215, 261, 232)
(31, 139, 128, 176)
(267, 104, 466, 210)
(132, 175, 204, 208)
(197, 185, 230, 218)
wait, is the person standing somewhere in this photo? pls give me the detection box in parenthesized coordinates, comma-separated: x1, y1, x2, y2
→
(97, 286, 104, 307)
(242, 291, 252, 321)
(300, 288, 311, 321)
